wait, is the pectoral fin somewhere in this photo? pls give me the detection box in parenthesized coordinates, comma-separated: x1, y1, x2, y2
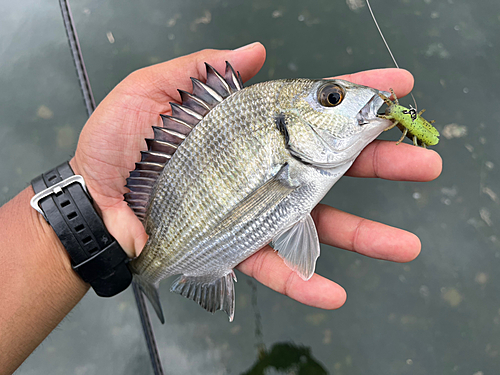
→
(272, 213, 320, 281)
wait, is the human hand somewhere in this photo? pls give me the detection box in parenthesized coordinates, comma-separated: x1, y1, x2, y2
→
(71, 43, 442, 310)
(71, 43, 267, 256)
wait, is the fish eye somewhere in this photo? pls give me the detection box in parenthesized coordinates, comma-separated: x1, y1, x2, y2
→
(318, 83, 345, 107)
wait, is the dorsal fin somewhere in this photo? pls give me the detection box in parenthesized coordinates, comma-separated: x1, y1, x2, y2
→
(191, 78, 224, 105)
(224, 61, 244, 92)
(177, 89, 211, 116)
(205, 63, 231, 97)
(160, 114, 192, 135)
(124, 62, 244, 222)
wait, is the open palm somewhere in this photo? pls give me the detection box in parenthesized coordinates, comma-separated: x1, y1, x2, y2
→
(71, 43, 441, 310)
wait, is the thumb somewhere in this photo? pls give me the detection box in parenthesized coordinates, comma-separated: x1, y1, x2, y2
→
(332, 68, 414, 98)
(123, 42, 267, 102)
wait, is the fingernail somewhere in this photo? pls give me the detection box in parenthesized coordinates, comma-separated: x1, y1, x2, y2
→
(234, 42, 259, 51)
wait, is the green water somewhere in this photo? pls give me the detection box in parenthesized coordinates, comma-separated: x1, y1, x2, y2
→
(2, 0, 500, 374)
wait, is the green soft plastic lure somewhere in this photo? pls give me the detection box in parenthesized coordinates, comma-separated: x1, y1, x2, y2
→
(378, 88, 440, 148)
(366, 0, 440, 148)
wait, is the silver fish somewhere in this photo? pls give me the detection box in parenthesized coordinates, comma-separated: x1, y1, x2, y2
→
(125, 63, 390, 322)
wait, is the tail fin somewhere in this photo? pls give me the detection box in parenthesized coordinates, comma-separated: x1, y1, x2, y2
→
(132, 272, 165, 324)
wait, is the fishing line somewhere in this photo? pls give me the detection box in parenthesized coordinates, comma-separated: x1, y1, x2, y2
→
(58, 1, 164, 374)
(365, 0, 418, 111)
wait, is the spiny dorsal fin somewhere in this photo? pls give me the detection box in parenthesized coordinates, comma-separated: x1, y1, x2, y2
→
(152, 127, 185, 144)
(170, 102, 203, 124)
(224, 61, 244, 92)
(177, 89, 210, 116)
(140, 150, 172, 164)
(205, 63, 231, 97)
(191, 77, 224, 105)
(124, 62, 244, 222)
(160, 114, 192, 134)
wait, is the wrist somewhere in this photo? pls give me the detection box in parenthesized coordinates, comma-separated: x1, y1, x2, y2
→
(0, 187, 88, 374)
(27, 186, 90, 295)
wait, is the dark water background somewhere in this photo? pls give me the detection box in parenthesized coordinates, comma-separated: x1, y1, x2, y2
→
(1, 0, 500, 374)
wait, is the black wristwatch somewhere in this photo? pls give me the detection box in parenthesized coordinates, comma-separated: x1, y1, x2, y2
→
(30, 162, 132, 297)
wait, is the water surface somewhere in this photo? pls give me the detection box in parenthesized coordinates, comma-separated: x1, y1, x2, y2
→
(2, 0, 499, 374)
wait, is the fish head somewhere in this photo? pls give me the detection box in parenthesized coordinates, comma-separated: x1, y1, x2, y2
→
(277, 79, 391, 168)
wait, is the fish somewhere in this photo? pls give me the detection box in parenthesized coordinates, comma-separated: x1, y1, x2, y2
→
(125, 62, 391, 323)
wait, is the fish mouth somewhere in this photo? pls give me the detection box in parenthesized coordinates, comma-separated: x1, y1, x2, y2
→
(356, 91, 389, 126)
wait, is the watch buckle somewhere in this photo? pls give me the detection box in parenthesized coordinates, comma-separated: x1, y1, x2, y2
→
(30, 175, 88, 220)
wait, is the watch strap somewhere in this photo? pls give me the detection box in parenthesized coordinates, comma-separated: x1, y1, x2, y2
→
(31, 162, 132, 297)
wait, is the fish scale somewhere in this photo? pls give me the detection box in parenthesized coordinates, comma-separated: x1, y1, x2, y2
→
(126, 63, 392, 322)
(146, 85, 284, 258)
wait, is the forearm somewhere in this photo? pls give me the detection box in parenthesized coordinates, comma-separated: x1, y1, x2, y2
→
(0, 187, 88, 375)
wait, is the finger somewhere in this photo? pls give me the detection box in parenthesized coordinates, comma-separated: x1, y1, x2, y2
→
(128, 42, 266, 102)
(311, 204, 421, 263)
(237, 246, 347, 310)
(331, 68, 414, 98)
(346, 140, 442, 181)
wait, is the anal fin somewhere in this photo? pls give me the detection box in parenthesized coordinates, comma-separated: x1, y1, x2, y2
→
(170, 271, 237, 322)
(272, 213, 320, 281)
